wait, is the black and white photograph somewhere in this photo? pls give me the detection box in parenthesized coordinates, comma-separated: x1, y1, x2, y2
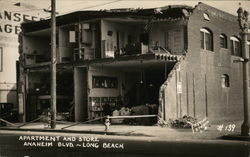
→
(0, 0, 249, 156)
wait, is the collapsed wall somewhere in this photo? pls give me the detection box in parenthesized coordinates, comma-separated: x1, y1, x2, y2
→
(159, 2, 244, 123)
(159, 49, 244, 123)
(158, 55, 185, 121)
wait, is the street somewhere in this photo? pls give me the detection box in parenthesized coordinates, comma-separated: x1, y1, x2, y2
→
(0, 126, 249, 157)
(1, 1, 250, 156)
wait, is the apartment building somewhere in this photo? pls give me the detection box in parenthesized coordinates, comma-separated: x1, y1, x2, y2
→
(18, 2, 245, 124)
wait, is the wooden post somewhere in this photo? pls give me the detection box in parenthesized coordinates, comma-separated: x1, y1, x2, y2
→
(50, 0, 57, 129)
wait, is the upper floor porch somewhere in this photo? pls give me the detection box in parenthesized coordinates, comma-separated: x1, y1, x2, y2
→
(19, 8, 189, 67)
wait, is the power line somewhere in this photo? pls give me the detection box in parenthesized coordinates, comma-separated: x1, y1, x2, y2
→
(8, 0, 122, 15)
(80, 0, 123, 10)
(59, 0, 123, 14)
(58, 1, 93, 10)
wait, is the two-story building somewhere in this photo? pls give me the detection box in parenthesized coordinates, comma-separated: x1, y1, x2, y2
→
(18, 2, 245, 124)
(0, 2, 45, 122)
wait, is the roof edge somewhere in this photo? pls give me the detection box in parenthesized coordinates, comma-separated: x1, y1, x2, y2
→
(193, 2, 237, 22)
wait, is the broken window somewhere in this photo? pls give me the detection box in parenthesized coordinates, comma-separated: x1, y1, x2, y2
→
(200, 28, 213, 51)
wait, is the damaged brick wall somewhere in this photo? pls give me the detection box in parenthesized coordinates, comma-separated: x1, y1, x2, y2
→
(161, 3, 244, 123)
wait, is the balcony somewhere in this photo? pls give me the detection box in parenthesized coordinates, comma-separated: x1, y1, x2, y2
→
(100, 18, 186, 59)
(21, 18, 186, 66)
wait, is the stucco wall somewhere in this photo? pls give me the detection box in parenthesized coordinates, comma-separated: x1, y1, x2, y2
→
(0, 3, 45, 107)
(163, 65, 178, 119)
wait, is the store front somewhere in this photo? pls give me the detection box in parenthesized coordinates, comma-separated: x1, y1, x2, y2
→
(25, 71, 74, 122)
(75, 57, 176, 125)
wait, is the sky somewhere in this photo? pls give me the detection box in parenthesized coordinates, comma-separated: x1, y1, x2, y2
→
(1, 0, 250, 17)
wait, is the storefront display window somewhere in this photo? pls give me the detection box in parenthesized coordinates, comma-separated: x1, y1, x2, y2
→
(92, 76, 117, 88)
(89, 96, 117, 119)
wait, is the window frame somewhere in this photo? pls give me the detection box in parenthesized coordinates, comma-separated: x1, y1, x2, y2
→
(221, 74, 230, 88)
(220, 34, 227, 49)
(92, 76, 118, 89)
(230, 36, 241, 56)
(200, 28, 213, 51)
(203, 13, 210, 21)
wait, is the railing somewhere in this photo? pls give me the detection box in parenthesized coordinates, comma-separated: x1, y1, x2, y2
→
(0, 118, 18, 127)
(1, 115, 209, 133)
(0, 114, 158, 132)
(61, 117, 104, 130)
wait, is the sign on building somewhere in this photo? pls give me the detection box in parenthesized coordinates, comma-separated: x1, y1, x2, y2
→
(0, 2, 46, 108)
(177, 81, 182, 94)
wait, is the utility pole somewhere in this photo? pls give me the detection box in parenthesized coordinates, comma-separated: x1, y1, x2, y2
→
(50, 0, 57, 129)
(237, 6, 249, 136)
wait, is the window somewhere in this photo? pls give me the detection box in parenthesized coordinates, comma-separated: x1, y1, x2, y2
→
(221, 74, 229, 88)
(220, 34, 227, 48)
(203, 13, 210, 21)
(92, 76, 117, 88)
(69, 31, 76, 43)
(230, 36, 241, 56)
(0, 47, 2, 72)
(200, 28, 213, 51)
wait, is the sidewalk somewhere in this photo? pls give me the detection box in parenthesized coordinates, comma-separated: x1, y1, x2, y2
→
(1, 121, 249, 157)
(0, 120, 247, 141)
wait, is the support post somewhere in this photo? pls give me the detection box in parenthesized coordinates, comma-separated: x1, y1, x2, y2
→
(50, 0, 57, 129)
(237, 6, 249, 136)
(192, 72, 196, 117)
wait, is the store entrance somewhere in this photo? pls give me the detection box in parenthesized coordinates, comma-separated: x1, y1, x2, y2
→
(88, 60, 175, 125)
(26, 71, 74, 122)
(123, 69, 165, 114)
(118, 64, 169, 125)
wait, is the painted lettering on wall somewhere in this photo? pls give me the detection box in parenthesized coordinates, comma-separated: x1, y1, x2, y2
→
(0, 10, 43, 35)
(18, 135, 124, 150)
(0, 34, 19, 47)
